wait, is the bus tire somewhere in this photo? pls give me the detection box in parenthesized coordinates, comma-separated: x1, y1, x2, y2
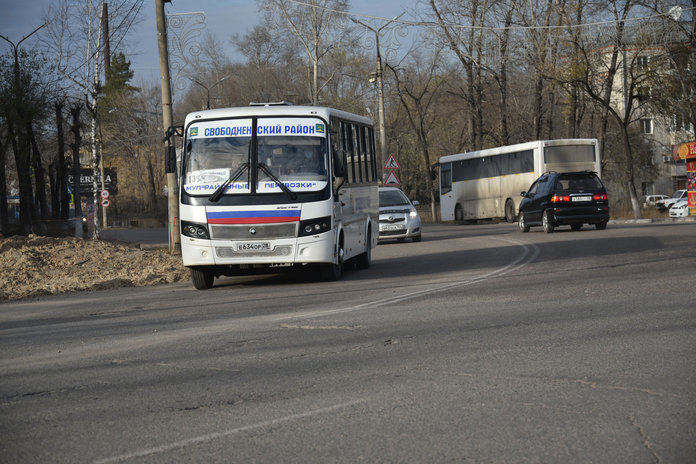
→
(190, 267, 214, 290)
(505, 199, 516, 223)
(542, 211, 554, 233)
(356, 229, 372, 269)
(321, 234, 344, 281)
(455, 204, 464, 224)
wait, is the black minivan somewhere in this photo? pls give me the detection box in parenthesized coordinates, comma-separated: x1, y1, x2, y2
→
(518, 171, 610, 233)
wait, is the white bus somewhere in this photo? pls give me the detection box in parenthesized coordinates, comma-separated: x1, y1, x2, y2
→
(437, 139, 601, 223)
(177, 103, 379, 289)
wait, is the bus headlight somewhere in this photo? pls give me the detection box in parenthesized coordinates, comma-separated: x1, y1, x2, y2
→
(181, 221, 210, 239)
(298, 216, 331, 237)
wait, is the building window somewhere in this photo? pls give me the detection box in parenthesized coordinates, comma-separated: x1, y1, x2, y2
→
(640, 118, 653, 134)
(669, 112, 693, 133)
(637, 56, 649, 70)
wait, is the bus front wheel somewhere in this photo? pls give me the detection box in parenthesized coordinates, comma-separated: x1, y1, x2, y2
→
(321, 235, 344, 281)
(191, 267, 214, 290)
(454, 204, 464, 224)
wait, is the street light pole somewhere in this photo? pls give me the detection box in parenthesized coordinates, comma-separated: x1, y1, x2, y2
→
(156, 0, 180, 253)
(351, 14, 403, 182)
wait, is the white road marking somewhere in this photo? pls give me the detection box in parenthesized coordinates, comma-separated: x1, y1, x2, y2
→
(274, 237, 539, 321)
(94, 399, 365, 463)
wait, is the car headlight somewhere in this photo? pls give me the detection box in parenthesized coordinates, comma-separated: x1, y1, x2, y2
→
(409, 209, 418, 219)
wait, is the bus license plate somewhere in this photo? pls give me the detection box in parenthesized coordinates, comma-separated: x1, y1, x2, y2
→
(572, 196, 592, 202)
(238, 241, 271, 252)
(382, 224, 404, 231)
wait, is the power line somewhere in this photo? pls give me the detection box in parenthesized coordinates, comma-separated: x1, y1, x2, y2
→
(285, 0, 694, 32)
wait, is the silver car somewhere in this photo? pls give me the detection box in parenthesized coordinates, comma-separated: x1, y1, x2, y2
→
(378, 187, 422, 242)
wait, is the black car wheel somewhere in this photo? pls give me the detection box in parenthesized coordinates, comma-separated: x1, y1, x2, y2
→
(595, 221, 607, 230)
(542, 211, 554, 233)
(518, 212, 530, 232)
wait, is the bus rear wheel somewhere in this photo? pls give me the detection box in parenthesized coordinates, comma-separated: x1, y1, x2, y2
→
(505, 199, 516, 223)
(356, 229, 372, 269)
(190, 267, 214, 290)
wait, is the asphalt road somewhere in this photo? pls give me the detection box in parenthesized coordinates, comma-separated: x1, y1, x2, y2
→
(1, 221, 695, 463)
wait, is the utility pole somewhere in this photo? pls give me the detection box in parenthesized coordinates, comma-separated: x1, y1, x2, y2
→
(156, 0, 180, 253)
(351, 14, 403, 182)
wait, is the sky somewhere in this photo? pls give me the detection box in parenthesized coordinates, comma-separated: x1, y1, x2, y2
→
(0, 0, 419, 87)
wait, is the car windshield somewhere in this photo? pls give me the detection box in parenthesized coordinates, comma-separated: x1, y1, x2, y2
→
(555, 174, 603, 193)
(380, 190, 410, 207)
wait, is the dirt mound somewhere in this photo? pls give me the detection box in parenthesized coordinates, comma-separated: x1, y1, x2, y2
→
(0, 235, 189, 302)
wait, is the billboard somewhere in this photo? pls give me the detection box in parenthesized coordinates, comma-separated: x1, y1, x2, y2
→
(67, 168, 118, 195)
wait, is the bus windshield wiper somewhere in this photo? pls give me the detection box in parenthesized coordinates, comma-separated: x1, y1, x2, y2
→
(257, 163, 298, 200)
(209, 162, 249, 202)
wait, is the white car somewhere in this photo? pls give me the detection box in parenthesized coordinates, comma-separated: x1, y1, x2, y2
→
(657, 190, 687, 210)
(669, 199, 690, 217)
(378, 187, 422, 242)
(641, 194, 669, 208)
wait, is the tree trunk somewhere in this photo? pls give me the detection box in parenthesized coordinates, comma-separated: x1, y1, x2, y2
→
(621, 124, 642, 218)
(49, 161, 59, 220)
(0, 133, 8, 233)
(8, 120, 33, 233)
(55, 102, 70, 219)
(70, 104, 83, 223)
(28, 123, 49, 220)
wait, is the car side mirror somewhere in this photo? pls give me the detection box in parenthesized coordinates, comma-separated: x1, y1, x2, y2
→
(520, 191, 528, 198)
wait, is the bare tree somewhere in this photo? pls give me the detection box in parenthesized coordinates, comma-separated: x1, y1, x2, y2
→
(42, 0, 144, 237)
(260, 0, 352, 105)
(388, 49, 450, 221)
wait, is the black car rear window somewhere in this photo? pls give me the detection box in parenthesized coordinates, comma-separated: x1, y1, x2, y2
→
(555, 174, 604, 192)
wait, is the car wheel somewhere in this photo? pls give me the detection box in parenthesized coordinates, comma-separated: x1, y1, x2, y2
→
(505, 199, 516, 223)
(595, 221, 607, 230)
(518, 212, 530, 232)
(412, 234, 422, 242)
(455, 204, 464, 224)
(356, 229, 372, 269)
(571, 223, 582, 231)
(190, 267, 214, 290)
(542, 211, 554, 233)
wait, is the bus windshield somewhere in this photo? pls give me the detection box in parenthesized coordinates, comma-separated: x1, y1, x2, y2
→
(183, 117, 328, 196)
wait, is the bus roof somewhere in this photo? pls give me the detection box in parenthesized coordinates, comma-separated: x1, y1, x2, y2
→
(183, 104, 373, 127)
(439, 138, 598, 163)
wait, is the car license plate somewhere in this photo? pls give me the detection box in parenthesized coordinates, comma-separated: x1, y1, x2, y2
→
(382, 224, 404, 231)
(237, 241, 271, 252)
(572, 196, 592, 202)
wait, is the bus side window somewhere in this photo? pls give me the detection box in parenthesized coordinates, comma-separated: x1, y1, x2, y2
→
(330, 121, 346, 178)
(343, 122, 356, 184)
(440, 163, 452, 194)
(367, 127, 376, 181)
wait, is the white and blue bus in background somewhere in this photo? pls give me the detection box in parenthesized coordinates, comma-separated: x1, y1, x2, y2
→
(178, 103, 379, 289)
(436, 139, 601, 223)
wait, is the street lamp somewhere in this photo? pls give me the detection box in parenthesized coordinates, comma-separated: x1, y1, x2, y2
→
(351, 14, 404, 182)
(188, 75, 232, 110)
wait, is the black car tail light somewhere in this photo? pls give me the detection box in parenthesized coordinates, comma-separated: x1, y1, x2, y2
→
(551, 195, 570, 203)
(594, 194, 608, 201)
